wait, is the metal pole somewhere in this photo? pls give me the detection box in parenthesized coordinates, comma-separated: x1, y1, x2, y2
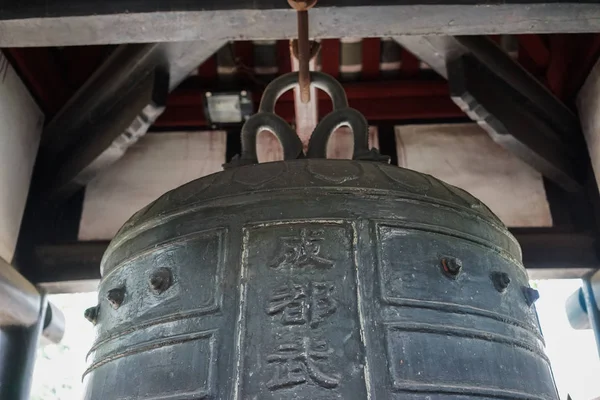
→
(0, 258, 65, 343)
(0, 258, 40, 327)
(0, 292, 48, 400)
(288, 0, 317, 104)
(581, 278, 600, 357)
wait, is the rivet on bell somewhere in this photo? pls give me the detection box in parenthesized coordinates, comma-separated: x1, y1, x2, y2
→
(523, 286, 540, 306)
(149, 267, 173, 294)
(441, 257, 462, 279)
(84, 305, 99, 325)
(107, 287, 126, 309)
(490, 271, 511, 292)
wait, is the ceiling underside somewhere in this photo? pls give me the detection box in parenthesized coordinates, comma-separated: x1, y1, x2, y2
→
(6, 35, 600, 129)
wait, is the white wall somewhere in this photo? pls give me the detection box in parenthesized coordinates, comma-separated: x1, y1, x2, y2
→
(396, 123, 552, 227)
(0, 51, 44, 263)
(79, 123, 552, 240)
(78, 131, 227, 240)
(578, 57, 600, 195)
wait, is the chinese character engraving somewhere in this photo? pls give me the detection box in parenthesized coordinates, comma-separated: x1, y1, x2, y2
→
(267, 282, 337, 328)
(265, 281, 340, 391)
(270, 229, 335, 270)
(264, 227, 343, 393)
(311, 282, 337, 328)
(267, 283, 308, 325)
(266, 335, 340, 390)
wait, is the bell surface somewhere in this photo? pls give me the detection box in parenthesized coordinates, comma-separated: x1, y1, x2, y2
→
(84, 158, 557, 400)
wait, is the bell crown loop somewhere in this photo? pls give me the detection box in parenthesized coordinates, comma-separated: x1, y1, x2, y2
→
(225, 71, 390, 169)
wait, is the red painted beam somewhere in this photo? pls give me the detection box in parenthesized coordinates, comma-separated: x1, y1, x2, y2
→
(6, 46, 112, 119)
(341, 80, 451, 99)
(546, 35, 571, 99)
(157, 96, 296, 127)
(155, 80, 463, 127)
(56, 46, 112, 91)
(156, 95, 461, 128)
(320, 39, 340, 78)
(166, 81, 451, 107)
(197, 55, 217, 80)
(318, 81, 460, 119)
(362, 38, 381, 80)
(400, 48, 420, 77)
(234, 41, 254, 70)
(518, 35, 550, 70)
(277, 40, 292, 75)
(4, 48, 71, 117)
(347, 97, 461, 121)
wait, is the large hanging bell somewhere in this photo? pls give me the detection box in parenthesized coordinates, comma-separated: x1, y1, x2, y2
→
(84, 72, 557, 400)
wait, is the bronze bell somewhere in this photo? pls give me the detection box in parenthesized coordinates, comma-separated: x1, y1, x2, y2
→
(84, 72, 557, 400)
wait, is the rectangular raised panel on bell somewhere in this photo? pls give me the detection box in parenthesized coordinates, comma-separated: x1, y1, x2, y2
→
(98, 228, 227, 336)
(385, 324, 556, 400)
(86, 330, 217, 400)
(238, 221, 368, 399)
(375, 223, 535, 330)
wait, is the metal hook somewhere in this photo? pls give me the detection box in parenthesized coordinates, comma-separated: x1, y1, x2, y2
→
(259, 71, 349, 113)
(307, 108, 388, 163)
(225, 71, 389, 168)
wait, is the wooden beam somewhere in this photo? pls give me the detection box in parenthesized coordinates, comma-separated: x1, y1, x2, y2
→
(546, 35, 571, 100)
(395, 36, 467, 78)
(154, 80, 462, 128)
(397, 35, 581, 143)
(512, 228, 599, 279)
(197, 54, 217, 80)
(276, 40, 292, 75)
(4, 46, 112, 118)
(54, 46, 112, 92)
(454, 35, 580, 141)
(3, 48, 70, 117)
(3, 2, 600, 47)
(517, 35, 550, 70)
(320, 39, 340, 79)
(449, 55, 584, 192)
(43, 70, 169, 201)
(362, 38, 381, 80)
(32, 41, 225, 203)
(400, 48, 421, 78)
(234, 41, 254, 72)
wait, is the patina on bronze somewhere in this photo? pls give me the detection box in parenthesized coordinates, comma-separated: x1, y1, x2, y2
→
(84, 71, 557, 400)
